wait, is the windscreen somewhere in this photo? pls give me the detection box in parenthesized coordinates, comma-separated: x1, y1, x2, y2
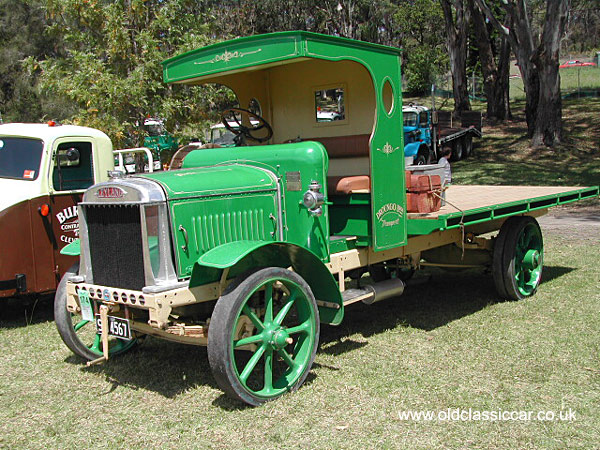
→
(0, 137, 44, 180)
(403, 112, 418, 127)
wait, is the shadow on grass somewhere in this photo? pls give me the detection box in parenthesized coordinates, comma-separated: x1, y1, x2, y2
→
(319, 265, 574, 345)
(0, 295, 55, 329)
(5, 265, 573, 408)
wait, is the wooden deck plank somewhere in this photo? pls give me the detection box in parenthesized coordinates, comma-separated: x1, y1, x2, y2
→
(408, 185, 585, 220)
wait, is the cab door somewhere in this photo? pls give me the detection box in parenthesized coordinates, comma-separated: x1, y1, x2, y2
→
(35, 139, 97, 290)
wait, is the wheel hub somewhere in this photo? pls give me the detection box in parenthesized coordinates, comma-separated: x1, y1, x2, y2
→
(267, 326, 292, 350)
(522, 249, 540, 270)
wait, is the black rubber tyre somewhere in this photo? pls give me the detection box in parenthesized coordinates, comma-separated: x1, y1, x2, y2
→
(493, 216, 544, 300)
(54, 263, 139, 360)
(208, 267, 319, 406)
(414, 153, 427, 165)
(451, 139, 464, 161)
(463, 135, 473, 158)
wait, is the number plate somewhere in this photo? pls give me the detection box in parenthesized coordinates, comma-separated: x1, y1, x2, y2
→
(95, 314, 132, 340)
(78, 289, 94, 322)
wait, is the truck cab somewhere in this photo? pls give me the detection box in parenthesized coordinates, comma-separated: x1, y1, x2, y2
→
(403, 104, 434, 165)
(0, 123, 114, 297)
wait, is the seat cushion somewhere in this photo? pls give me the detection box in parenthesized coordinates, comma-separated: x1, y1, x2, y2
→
(327, 175, 371, 195)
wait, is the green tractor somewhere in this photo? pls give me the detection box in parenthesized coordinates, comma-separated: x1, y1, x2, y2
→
(142, 117, 179, 168)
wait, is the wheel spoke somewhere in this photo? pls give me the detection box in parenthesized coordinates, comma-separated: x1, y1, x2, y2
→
(277, 348, 296, 369)
(239, 343, 266, 383)
(90, 333, 102, 353)
(242, 304, 265, 332)
(286, 319, 311, 335)
(74, 319, 89, 332)
(264, 347, 274, 393)
(234, 333, 264, 349)
(274, 289, 298, 325)
(264, 283, 274, 324)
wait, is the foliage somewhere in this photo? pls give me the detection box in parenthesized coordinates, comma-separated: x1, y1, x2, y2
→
(27, 0, 222, 147)
(0, 0, 66, 122)
(394, 0, 448, 94)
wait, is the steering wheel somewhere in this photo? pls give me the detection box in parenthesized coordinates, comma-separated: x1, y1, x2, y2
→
(221, 108, 273, 144)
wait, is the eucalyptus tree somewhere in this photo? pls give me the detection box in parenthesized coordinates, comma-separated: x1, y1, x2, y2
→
(475, 0, 571, 147)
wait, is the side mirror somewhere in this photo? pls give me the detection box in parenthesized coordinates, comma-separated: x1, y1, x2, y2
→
(57, 147, 80, 167)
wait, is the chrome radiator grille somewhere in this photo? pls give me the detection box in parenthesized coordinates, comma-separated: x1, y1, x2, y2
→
(84, 204, 146, 291)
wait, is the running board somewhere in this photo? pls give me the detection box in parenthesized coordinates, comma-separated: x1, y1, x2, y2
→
(342, 278, 405, 306)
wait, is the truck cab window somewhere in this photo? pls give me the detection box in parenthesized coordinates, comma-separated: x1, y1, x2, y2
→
(52, 141, 94, 191)
(0, 137, 44, 180)
(315, 87, 345, 122)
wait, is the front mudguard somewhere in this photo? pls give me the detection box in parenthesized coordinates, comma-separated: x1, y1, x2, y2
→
(192, 240, 344, 325)
(404, 142, 420, 158)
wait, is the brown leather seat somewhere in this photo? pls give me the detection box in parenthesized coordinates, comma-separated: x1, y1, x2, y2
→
(327, 175, 371, 195)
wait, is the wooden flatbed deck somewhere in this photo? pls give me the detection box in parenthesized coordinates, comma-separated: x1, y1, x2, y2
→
(407, 185, 599, 235)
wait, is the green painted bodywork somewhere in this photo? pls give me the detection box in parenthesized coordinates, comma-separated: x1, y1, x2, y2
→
(181, 142, 331, 261)
(195, 240, 344, 325)
(60, 239, 80, 256)
(163, 31, 407, 252)
(146, 31, 599, 326)
(143, 164, 279, 278)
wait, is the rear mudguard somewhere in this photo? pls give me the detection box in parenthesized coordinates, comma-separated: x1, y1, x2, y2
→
(193, 240, 344, 325)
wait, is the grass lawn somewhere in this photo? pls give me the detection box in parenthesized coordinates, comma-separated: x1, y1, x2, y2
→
(1, 230, 598, 449)
(0, 98, 598, 449)
(452, 98, 600, 187)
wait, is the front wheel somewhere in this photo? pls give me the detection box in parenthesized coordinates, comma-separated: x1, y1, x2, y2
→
(493, 217, 544, 300)
(54, 263, 139, 360)
(208, 268, 319, 406)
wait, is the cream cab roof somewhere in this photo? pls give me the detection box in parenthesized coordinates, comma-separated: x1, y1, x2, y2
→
(0, 123, 111, 141)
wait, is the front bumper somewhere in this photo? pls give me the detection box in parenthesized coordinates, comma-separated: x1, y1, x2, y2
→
(65, 279, 221, 330)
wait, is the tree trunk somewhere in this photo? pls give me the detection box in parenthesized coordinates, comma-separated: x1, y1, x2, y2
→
(469, 0, 511, 121)
(496, 34, 512, 121)
(530, 0, 570, 147)
(440, 0, 471, 119)
(475, 0, 570, 147)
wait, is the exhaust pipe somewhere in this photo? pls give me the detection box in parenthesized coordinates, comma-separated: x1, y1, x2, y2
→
(342, 278, 405, 306)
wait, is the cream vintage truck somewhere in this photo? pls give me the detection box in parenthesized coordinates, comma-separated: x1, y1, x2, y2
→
(0, 123, 115, 298)
(0, 122, 158, 299)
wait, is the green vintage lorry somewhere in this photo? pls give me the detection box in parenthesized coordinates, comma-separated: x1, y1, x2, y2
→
(54, 32, 599, 406)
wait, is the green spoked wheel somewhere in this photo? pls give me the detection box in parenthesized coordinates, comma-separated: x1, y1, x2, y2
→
(493, 216, 544, 300)
(208, 267, 319, 406)
(54, 264, 139, 361)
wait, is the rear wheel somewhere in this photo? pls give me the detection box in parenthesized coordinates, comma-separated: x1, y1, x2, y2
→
(451, 139, 464, 161)
(54, 263, 139, 360)
(208, 267, 319, 406)
(463, 136, 473, 158)
(493, 217, 544, 300)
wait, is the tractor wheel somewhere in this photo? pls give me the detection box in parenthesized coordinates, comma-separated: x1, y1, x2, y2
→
(208, 267, 319, 406)
(492, 217, 544, 300)
(54, 263, 139, 360)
